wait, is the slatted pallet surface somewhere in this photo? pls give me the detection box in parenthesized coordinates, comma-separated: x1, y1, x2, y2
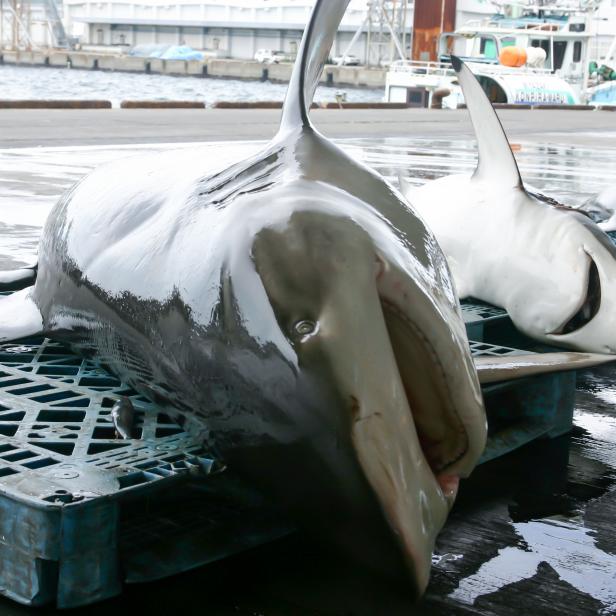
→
(0, 308, 578, 608)
(0, 336, 290, 608)
(461, 299, 510, 343)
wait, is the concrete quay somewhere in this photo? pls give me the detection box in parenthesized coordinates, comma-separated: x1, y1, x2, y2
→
(0, 49, 387, 88)
(0, 107, 614, 149)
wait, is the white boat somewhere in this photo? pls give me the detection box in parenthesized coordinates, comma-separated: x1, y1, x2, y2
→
(586, 34, 616, 106)
(587, 80, 616, 105)
(385, 1, 599, 108)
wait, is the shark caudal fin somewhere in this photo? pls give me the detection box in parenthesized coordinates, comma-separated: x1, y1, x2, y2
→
(474, 351, 615, 385)
(0, 288, 43, 342)
(451, 56, 524, 190)
(279, 0, 350, 133)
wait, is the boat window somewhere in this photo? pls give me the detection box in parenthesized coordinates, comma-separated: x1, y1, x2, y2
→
(480, 37, 497, 59)
(569, 23, 586, 33)
(553, 41, 567, 70)
(530, 39, 567, 71)
(530, 39, 550, 63)
(531, 38, 550, 56)
(573, 41, 582, 63)
(406, 88, 429, 108)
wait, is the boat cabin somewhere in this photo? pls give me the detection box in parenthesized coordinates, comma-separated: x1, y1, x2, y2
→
(385, 9, 592, 108)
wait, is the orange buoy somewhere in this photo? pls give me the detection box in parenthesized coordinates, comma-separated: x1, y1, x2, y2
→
(499, 46, 527, 68)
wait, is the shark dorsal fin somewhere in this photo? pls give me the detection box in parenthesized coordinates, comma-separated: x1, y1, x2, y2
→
(452, 56, 523, 189)
(279, 0, 351, 133)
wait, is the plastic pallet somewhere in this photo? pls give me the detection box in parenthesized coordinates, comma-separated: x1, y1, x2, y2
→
(469, 339, 576, 463)
(461, 298, 510, 342)
(0, 336, 290, 608)
(0, 326, 577, 607)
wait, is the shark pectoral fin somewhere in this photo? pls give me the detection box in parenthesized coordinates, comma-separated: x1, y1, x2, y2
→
(0, 288, 44, 342)
(451, 56, 524, 190)
(279, 0, 350, 132)
(0, 265, 37, 291)
(474, 352, 616, 385)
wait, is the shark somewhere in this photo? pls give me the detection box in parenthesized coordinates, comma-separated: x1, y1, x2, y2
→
(401, 56, 616, 355)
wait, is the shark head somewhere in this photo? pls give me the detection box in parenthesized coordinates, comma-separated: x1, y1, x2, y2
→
(513, 199, 616, 353)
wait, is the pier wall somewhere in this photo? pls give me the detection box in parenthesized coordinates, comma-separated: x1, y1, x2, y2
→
(0, 50, 387, 88)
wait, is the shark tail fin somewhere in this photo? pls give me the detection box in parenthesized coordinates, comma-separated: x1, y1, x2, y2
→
(279, 0, 351, 133)
(474, 351, 615, 385)
(451, 55, 524, 189)
(0, 288, 44, 343)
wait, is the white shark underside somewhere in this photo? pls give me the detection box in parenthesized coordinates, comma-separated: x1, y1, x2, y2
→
(401, 57, 616, 355)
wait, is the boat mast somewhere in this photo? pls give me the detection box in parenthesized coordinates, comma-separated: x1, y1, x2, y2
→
(338, 1, 411, 67)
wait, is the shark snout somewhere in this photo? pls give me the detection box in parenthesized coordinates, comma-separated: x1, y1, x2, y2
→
(248, 205, 486, 593)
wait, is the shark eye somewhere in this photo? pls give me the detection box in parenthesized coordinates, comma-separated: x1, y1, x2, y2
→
(294, 320, 317, 336)
(560, 257, 601, 334)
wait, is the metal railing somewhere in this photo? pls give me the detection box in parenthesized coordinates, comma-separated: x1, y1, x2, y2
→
(387, 58, 553, 77)
(387, 59, 455, 77)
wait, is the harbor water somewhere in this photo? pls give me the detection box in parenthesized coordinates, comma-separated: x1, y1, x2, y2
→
(0, 64, 383, 107)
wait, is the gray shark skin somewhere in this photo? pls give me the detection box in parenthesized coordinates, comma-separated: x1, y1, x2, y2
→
(400, 56, 616, 355)
(1, 3, 488, 594)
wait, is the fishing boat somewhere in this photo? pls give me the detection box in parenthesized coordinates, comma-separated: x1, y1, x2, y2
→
(385, 1, 605, 108)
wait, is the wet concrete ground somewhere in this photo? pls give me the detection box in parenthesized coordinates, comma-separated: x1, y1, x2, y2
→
(0, 134, 613, 614)
(0, 108, 614, 148)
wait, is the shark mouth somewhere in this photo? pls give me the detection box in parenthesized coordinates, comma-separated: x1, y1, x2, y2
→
(551, 253, 602, 336)
(383, 300, 470, 489)
(344, 269, 485, 595)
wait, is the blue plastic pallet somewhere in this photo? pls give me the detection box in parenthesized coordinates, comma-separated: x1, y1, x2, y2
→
(461, 298, 510, 342)
(0, 306, 578, 608)
(463, 305, 577, 463)
(0, 336, 291, 608)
